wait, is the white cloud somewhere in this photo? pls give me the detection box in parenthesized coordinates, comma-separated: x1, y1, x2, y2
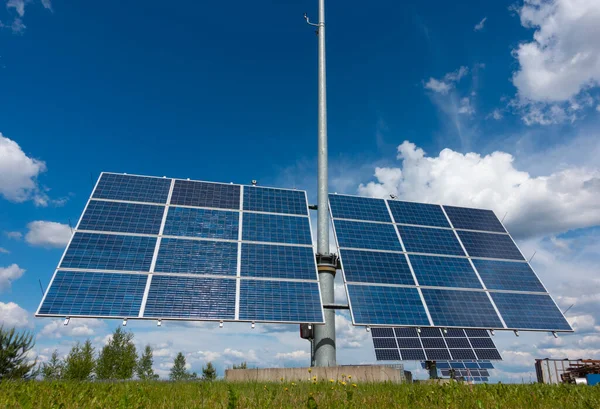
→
(274, 350, 310, 361)
(596, 105, 600, 112)
(424, 66, 469, 94)
(0, 133, 48, 205)
(0, 264, 24, 291)
(5, 231, 22, 240)
(25, 221, 71, 248)
(335, 313, 369, 349)
(512, 0, 600, 123)
(41, 0, 51, 11)
(39, 318, 106, 339)
(357, 141, 600, 239)
(223, 348, 258, 362)
(457, 97, 475, 115)
(0, 247, 9, 254)
(6, 0, 25, 17)
(0, 301, 31, 328)
(474, 17, 487, 31)
(489, 109, 503, 120)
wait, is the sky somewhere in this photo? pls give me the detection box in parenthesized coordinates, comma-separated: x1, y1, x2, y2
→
(1, 0, 599, 382)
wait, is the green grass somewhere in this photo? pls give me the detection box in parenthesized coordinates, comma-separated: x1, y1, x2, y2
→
(1, 380, 598, 409)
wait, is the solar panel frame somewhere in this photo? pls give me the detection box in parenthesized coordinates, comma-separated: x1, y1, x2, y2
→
(329, 193, 572, 332)
(37, 173, 324, 325)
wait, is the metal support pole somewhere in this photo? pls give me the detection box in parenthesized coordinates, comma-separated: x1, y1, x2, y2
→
(312, 0, 336, 367)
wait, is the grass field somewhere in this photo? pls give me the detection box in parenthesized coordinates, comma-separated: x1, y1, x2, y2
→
(1, 380, 599, 409)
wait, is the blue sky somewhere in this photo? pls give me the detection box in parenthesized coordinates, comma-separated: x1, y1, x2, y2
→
(1, 0, 599, 381)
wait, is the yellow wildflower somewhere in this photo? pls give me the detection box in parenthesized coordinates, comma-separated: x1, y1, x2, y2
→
(329, 378, 334, 383)
(352, 383, 357, 388)
(348, 375, 352, 379)
(341, 381, 347, 386)
(308, 368, 312, 373)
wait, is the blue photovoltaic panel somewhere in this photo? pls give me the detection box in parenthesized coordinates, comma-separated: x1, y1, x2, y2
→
(388, 201, 450, 228)
(395, 338, 422, 348)
(347, 285, 430, 326)
(409, 255, 482, 289)
(240, 243, 316, 280)
(400, 349, 426, 360)
(334, 220, 402, 251)
(419, 327, 442, 337)
(329, 194, 392, 222)
(450, 362, 466, 368)
(443, 206, 506, 233)
(446, 338, 471, 348)
(464, 362, 480, 369)
(60, 233, 156, 272)
(93, 173, 171, 204)
(425, 349, 452, 360)
(449, 349, 476, 360)
(244, 187, 307, 215)
(375, 349, 401, 360)
(457, 231, 524, 260)
(238, 280, 323, 322)
(475, 349, 502, 360)
(464, 329, 489, 337)
(38, 271, 147, 317)
(242, 213, 312, 245)
(154, 238, 238, 276)
(421, 338, 447, 348)
(371, 327, 395, 337)
(395, 327, 419, 337)
(397, 225, 465, 256)
(469, 338, 496, 349)
(479, 362, 495, 369)
(472, 259, 545, 292)
(143, 275, 236, 319)
(78, 200, 165, 235)
(373, 338, 398, 348)
(490, 292, 572, 330)
(163, 207, 239, 240)
(445, 328, 468, 337)
(421, 289, 503, 328)
(170, 180, 240, 209)
(339, 249, 415, 285)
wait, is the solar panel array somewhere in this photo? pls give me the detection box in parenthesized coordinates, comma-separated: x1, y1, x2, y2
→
(371, 327, 501, 361)
(421, 361, 495, 383)
(36, 173, 324, 324)
(329, 194, 572, 332)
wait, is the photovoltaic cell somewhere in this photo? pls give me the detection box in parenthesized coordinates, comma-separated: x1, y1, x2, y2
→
(371, 327, 395, 337)
(395, 338, 422, 348)
(244, 187, 307, 215)
(445, 328, 467, 337)
(472, 259, 545, 292)
(443, 206, 506, 233)
(474, 349, 502, 360)
(329, 194, 392, 222)
(373, 338, 398, 349)
(60, 233, 156, 272)
(421, 289, 503, 328)
(388, 201, 450, 228)
(397, 225, 465, 256)
(154, 238, 238, 276)
(425, 349, 452, 360)
(464, 329, 490, 337)
(395, 327, 419, 337)
(457, 231, 524, 260)
(409, 255, 482, 289)
(490, 292, 572, 330)
(421, 338, 447, 349)
(238, 280, 323, 322)
(78, 200, 164, 235)
(38, 271, 147, 317)
(445, 338, 471, 349)
(242, 213, 312, 245)
(419, 328, 442, 337)
(469, 338, 496, 349)
(170, 180, 240, 209)
(143, 275, 236, 319)
(240, 243, 317, 280)
(400, 349, 426, 360)
(163, 207, 239, 240)
(339, 249, 415, 285)
(347, 285, 430, 326)
(375, 349, 401, 361)
(334, 220, 402, 251)
(449, 349, 476, 360)
(92, 173, 171, 204)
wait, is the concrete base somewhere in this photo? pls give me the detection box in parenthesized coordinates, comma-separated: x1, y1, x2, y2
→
(225, 365, 407, 383)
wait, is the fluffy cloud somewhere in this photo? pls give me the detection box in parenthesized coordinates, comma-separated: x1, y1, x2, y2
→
(335, 313, 369, 349)
(457, 97, 475, 115)
(0, 133, 48, 205)
(274, 350, 310, 361)
(6, 0, 25, 17)
(474, 17, 487, 31)
(512, 0, 600, 123)
(5, 231, 22, 240)
(38, 318, 106, 339)
(0, 247, 9, 254)
(25, 221, 71, 248)
(0, 264, 24, 291)
(357, 141, 600, 239)
(0, 301, 31, 328)
(41, 0, 51, 11)
(424, 66, 469, 95)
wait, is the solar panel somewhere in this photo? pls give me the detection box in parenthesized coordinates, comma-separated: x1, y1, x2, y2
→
(372, 327, 502, 362)
(329, 193, 571, 332)
(37, 173, 324, 325)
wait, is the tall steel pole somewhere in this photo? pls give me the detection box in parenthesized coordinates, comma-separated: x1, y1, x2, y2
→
(313, 0, 336, 367)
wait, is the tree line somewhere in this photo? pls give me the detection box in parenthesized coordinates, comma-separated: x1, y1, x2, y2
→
(1, 326, 223, 382)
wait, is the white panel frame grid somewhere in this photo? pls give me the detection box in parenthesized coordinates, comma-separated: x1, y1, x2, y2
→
(36, 172, 324, 325)
(328, 193, 573, 332)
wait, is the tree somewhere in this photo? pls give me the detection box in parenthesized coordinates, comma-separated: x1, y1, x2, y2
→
(202, 361, 217, 381)
(169, 352, 196, 381)
(136, 345, 159, 380)
(41, 350, 64, 380)
(232, 362, 247, 370)
(96, 327, 137, 380)
(0, 326, 37, 380)
(63, 340, 95, 380)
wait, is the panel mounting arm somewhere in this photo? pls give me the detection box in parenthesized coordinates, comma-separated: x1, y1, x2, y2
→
(304, 13, 320, 27)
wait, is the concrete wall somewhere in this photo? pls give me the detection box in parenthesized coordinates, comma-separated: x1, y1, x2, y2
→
(225, 365, 406, 383)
